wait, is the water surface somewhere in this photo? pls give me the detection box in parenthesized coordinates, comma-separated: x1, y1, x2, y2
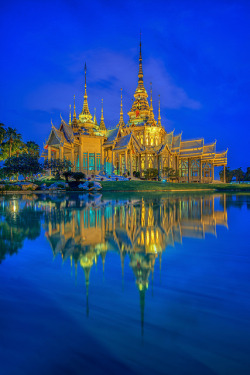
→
(0, 192, 249, 375)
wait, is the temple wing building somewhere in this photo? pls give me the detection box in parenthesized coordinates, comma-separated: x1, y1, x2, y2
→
(42, 42, 228, 182)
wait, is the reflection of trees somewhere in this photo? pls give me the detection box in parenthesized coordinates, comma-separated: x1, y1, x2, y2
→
(0, 199, 43, 263)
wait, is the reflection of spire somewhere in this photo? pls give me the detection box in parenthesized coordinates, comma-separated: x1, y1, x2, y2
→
(84, 266, 91, 317)
(121, 250, 125, 290)
(75, 260, 77, 285)
(159, 252, 162, 284)
(140, 289, 146, 337)
(99, 99, 106, 130)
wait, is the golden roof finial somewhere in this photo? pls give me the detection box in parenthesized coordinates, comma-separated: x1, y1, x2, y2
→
(81, 62, 91, 117)
(150, 82, 153, 109)
(119, 88, 124, 125)
(69, 104, 72, 125)
(158, 95, 162, 127)
(73, 95, 76, 119)
(93, 107, 97, 125)
(138, 31, 143, 84)
(99, 98, 106, 130)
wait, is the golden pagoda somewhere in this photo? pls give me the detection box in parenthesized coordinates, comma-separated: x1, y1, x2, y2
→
(42, 40, 228, 182)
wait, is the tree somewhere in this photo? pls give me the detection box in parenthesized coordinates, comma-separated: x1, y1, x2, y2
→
(43, 158, 72, 179)
(244, 167, 250, 181)
(144, 168, 158, 180)
(0, 123, 6, 144)
(233, 168, 244, 184)
(162, 167, 179, 182)
(0, 127, 23, 159)
(72, 172, 86, 181)
(219, 167, 234, 183)
(4, 154, 42, 179)
(26, 141, 40, 157)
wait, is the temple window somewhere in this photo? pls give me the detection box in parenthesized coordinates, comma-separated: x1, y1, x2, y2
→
(89, 153, 95, 170)
(96, 153, 101, 171)
(83, 153, 88, 170)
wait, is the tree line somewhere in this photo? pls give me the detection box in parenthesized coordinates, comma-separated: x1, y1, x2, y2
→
(219, 167, 250, 183)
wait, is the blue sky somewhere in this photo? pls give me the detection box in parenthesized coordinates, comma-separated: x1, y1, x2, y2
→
(0, 0, 249, 169)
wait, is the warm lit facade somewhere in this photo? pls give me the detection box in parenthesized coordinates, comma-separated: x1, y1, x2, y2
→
(42, 43, 228, 182)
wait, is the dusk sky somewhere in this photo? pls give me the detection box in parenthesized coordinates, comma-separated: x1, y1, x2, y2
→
(0, 0, 249, 169)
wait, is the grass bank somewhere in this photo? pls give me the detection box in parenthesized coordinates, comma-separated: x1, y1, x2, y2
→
(100, 181, 250, 192)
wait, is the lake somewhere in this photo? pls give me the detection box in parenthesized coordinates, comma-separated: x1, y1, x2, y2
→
(0, 192, 249, 375)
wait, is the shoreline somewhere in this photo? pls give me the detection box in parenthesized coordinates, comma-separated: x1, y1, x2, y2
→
(1, 187, 250, 195)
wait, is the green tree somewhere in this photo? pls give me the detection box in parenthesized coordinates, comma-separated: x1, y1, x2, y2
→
(0, 127, 23, 159)
(26, 141, 40, 157)
(43, 158, 72, 179)
(0, 123, 6, 144)
(244, 167, 250, 181)
(233, 168, 245, 183)
(162, 167, 179, 182)
(4, 154, 42, 179)
(144, 168, 158, 180)
(219, 167, 234, 183)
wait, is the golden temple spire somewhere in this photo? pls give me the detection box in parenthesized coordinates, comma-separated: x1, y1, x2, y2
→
(149, 82, 154, 120)
(83, 63, 90, 114)
(69, 104, 72, 125)
(79, 63, 92, 123)
(93, 108, 98, 125)
(119, 88, 125, 125)
(99, 99, 106, 130)
(138, 31, 143, 85)
(158, 95, 162, 127)
(73, 95, 76, 119)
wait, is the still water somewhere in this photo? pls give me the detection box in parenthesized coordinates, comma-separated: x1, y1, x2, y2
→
(0, 192, 249, 375)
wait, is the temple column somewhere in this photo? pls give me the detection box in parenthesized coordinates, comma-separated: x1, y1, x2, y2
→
(211, 164, 214, 183)
(145, 153, 148, 170)
(71, 148, 74, 171)
(188, 158, 191, 183)
(48, 146, 52, 161)
(79, 145, 83, 172)
(200, 160, 203, 183)
(223, 165, 226, 183)
(139, 154, 142, 174)
(111, 148, 114, 173)
(119, 153, 122, 175)
(125, 150, 127, 173)
(130, 151, 133, 177)
(59, 147, 64, 161)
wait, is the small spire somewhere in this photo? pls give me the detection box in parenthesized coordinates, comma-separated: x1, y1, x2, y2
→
(138, 32, 143, 84)
(99, 98, 106, 130)
(93, 108, 98, 125)
(69, 104, 72, 125)
(119, 88, 125, 125)
(150, 82, 153, 107)
(81, 62, 91, 117)
(158, 95, 161, 127)
(73, 95, 76, 119)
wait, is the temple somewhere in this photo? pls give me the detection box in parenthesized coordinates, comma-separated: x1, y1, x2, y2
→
(42, 41, 228, 182)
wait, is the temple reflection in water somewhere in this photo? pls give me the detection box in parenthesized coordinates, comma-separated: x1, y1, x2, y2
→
(41, 194, 228, 334)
